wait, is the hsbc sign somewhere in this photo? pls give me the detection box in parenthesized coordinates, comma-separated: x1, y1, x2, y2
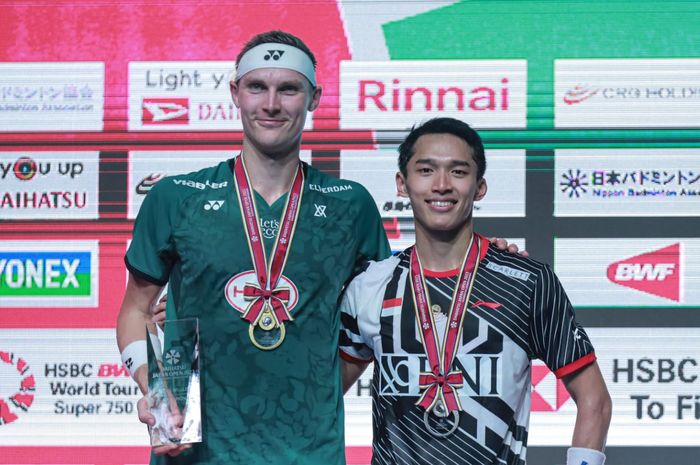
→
(555, 239, 698, 306)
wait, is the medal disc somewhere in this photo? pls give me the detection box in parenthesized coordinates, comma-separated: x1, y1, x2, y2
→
(249, 321, 286, 351)
(423, 408, 459, 438)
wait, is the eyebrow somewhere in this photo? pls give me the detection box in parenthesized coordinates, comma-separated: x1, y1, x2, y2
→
(413, 158, 471, 168)
(245, 78, 304, 88)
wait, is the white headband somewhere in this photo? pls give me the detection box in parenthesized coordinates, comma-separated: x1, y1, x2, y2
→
(234, 43, 316, 87)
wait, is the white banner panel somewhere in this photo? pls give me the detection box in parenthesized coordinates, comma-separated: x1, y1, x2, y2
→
(0, 241, 99, 308)
(128, 151, 311, 219)
(345, 328, 700, 447)
(555, 59, 700, 128)
(340, 148, 525, 217)
(0, 152, 99, 220)
(0, 329, 145, 446)
(340, 60, 527, 129)
(0, 62, 104, 131)
(128, 61, 313, 131)
(555, 238, 700, 307)
(555, 148, 700, 217)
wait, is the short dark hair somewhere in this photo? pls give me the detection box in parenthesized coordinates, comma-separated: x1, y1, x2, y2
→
(398, 117, 486, 179)
(236, 30, 317, 71)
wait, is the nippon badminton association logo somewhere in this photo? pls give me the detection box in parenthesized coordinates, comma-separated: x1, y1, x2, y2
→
(0, 350, 35, 425)
(563, 84, 600, 105)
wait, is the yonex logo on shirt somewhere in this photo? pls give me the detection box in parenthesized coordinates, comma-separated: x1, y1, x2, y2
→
(204, 200, 224, 211)
(485, 261, 530, 281)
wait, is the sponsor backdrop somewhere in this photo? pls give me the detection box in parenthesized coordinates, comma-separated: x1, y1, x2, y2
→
(1, 1, 699, 464)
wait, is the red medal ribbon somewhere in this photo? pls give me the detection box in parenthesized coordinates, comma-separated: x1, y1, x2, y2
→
(233, 155, 304, 327)
(410, 234, 487, 414)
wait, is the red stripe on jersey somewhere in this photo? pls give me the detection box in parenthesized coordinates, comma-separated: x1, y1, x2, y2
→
(382, 298, 402, 308)
(339, 349, 373, 364)
(423, 268, 459, 278)
(555, 352, 597, 379)
(472, 300, 502, 309)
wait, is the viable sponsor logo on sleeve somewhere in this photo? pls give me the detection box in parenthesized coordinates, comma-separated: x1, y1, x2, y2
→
(555, 149, 700, 217)
(0, 62, 104, 131)
(340, 148, 525, 217)
(555, 59, 700, 128)
(554, 238, 699, 306)
(0, 152, 99, 219)
(128, 62, 313, 131)
(340, 60, 527, 129)
(0, 241, 98, 307)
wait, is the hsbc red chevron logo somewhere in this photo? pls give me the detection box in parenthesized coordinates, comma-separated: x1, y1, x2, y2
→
(606, 243, 682, 302)
(0, 351, 35, 425)
(531, 365, 570, 412)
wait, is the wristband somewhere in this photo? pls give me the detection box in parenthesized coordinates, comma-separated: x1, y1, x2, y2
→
(121, 340, 147, 378)
(567, 447, 606, 465)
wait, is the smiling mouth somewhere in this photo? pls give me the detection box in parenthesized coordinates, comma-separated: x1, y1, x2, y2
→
(256, 119, 286, 126)
(427, 200, 456, 208)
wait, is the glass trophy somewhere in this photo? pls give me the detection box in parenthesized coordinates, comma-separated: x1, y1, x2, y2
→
(146, 318, 201, 446)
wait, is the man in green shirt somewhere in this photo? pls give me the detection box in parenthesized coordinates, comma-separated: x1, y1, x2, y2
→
(117, 30, 390, 465)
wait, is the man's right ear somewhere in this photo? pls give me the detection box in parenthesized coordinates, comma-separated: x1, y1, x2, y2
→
(396, 171, 409, 198)
(230, 81, 240, 108)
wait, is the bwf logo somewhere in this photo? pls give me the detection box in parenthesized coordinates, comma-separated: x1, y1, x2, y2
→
(607, 243, 682, 302)
(264, 50, 285, 61)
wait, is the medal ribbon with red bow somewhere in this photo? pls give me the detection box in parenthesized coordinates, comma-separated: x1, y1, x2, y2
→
(410, 234, 486, 414)
(233, 155, 304, 328)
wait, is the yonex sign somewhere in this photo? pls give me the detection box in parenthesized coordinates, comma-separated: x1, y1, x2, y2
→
(0, 241, 98, 307)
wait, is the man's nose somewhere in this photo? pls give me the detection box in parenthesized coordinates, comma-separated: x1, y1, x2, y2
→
(263, 90, 281, 113)
(432, 170, 451, 192)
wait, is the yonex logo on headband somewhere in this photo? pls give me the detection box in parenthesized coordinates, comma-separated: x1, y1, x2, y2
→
(235, 43, 316, 87)
(265, 50, 285, 61)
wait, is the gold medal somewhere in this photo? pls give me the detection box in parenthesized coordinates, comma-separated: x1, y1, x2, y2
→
(248, 303, 286, 350)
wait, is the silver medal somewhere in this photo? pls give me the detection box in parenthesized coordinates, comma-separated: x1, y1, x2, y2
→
(423, 399, 459, 438)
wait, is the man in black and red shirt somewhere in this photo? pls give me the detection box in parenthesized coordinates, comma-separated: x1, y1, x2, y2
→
(339, 117, 612, 465)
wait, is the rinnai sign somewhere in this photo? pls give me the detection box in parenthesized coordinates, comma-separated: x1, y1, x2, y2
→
(0, 241, 98, 308)
(0, 62, 104, 131)
(555, 148, 700, 217)
(0, 152, 99, 220)
(555, 59, 700, 128)
(128, 61, 313, 131)
(554, 238, 700, 307)
(0, 329, 146, 446)
(340, 149, 525, 218)
(340, 60, 527, 129)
